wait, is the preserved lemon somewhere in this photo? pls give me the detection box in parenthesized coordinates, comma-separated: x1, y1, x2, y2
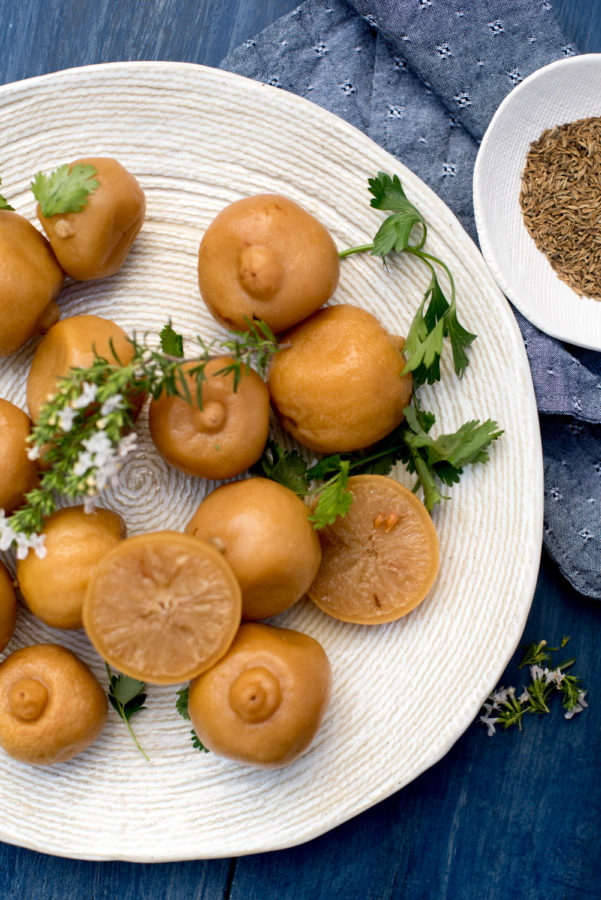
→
(83, 531, 242, 684)
(308, 475, 439, 624)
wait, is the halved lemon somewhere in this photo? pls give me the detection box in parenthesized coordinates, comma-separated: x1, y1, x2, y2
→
(83, 531, 242, 684)
(308, 475, 439, 624)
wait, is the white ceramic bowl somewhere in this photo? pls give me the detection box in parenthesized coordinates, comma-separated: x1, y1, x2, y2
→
(473, 54, 601, 350)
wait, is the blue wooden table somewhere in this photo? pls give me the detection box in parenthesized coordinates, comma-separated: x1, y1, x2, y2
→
(1, 2, 600, 898)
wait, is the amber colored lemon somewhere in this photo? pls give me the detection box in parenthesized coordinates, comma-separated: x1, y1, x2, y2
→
(0, 399, 39, 514)
(83, 532, 242, 685)
(185, 477, 321, 620)
(17, 506, 125, 630)
(0, 643, 107, 765)
(267, 304, 413, 454)
(188, 622, 332, 768)
(0, 562, 17, 653)
(26, 314, 137, 423)
(37, 157, 145, 281)
(197, 194, 339, 333)
(149, 357, 269, 480)
(308, 475, 439, 624)
(0, 210, 63, 358)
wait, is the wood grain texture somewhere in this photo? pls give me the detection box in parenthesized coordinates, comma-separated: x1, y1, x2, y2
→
(0, 0, 600, 898)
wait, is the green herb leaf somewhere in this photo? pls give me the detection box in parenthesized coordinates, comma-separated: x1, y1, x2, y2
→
(368, 171, 426, 256)
(106, 665, 149, 760)
(175, 687, 209, 753)
(176, 686, 191, 721)
(308, 460, 353, 529)
(159, 322, 184, 357)
(31, 163, 99, 217)
(253, 440, 310, 496)
(0, 178, 13, 211)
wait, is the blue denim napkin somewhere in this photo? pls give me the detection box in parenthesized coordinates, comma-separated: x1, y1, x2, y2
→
(221, 0, 600, 599)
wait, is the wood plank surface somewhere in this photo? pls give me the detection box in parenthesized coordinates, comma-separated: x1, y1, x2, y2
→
(0, 1, 600, 898)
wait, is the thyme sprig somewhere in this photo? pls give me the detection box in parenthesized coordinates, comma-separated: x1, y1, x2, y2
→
(479, 637, 588, 735)
(0, 320, 279, 556)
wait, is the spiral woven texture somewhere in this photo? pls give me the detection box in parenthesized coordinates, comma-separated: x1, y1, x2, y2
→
(0, 62, 542, 861)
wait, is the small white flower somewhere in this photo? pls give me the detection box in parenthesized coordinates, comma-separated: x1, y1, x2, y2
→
(26, 444, 41, 461)
(518, 688, 531, 703)
(530, 664, 544, 681)
(73, 451, 94, 477)
(100, 394, 124, 416)
(72, 382, 98, 409)
(118, 432, 138, 458)
(83, 496, 97, 514)
(29, 533, 47, 559)
(57, 406, 76, 432)
(489, 687, 509, 709)
(480, 715, 499, 736)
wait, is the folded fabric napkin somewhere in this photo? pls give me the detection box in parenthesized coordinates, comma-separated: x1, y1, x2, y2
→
(221, 0, 600, 599)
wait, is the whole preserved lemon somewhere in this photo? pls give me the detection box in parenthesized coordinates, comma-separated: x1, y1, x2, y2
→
(185, 477, 321, 620)
(188, 622, 332, 768)
(0, 399, 39, 514)
(267, 304, 413, 453)
(0, 643, 107, 765)
(17, 506, 125, 630)
(26, 314, 137, 423)
(0, 562, 17, 654)
(149, 358, 269, 480)
(37, 157, 145, 281)
(198, 194, 339, 333)
(83, 531, 242, 685)
(0, 210, 63, 357)
(308, 475, 439, 624)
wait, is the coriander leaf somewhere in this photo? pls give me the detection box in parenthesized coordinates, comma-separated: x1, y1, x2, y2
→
(368, 171, 426, 256)
(0, 178, 13, 211)
(306, 454, 343, 482)
(445, 304, 477, 378)
(31, 163, 99, 217)
(176, 686, 191, 721)
(254, 440, 310, 496)
(308, 460, 352, 529)
(175, 686, 210, 753)
(106, 665, 149, 760)
(160, 322, 184, 357)
(191, 731, 210, 753)
(410, 419, 504, 471)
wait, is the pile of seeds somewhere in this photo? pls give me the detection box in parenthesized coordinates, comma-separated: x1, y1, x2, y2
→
(520, 115, 601, 300)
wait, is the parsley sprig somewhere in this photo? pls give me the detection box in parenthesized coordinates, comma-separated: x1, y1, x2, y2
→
(340, 172, 476, 386)
(106, 664, 149, 760)
(255, 399, 502, 525)
(0, 320, 279, 554)
(31, 163, 99, 217)
(479, 637, 588, 735)
(175, 687, 209, 753)
(0, 177, 14, 211)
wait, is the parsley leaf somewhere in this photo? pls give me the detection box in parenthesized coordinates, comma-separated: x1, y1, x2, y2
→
(31, 163, 99, 217)
(253, 439, 310, 496)
(0, 178, 13, 211)
(308, 460, 352, 528)
(159, 322, 184, 358)
(368, 171, 426, 256)
(175, 687, 210, 753)
(106, 664, 149, 760)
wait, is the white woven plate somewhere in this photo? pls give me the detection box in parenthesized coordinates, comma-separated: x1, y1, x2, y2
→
(0, 62, 542, 861)
(473, 54, 601, 350)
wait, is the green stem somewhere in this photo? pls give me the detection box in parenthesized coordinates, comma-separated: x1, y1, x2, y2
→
(407, 247, 457, 305)
(338, 242, 374, 259)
